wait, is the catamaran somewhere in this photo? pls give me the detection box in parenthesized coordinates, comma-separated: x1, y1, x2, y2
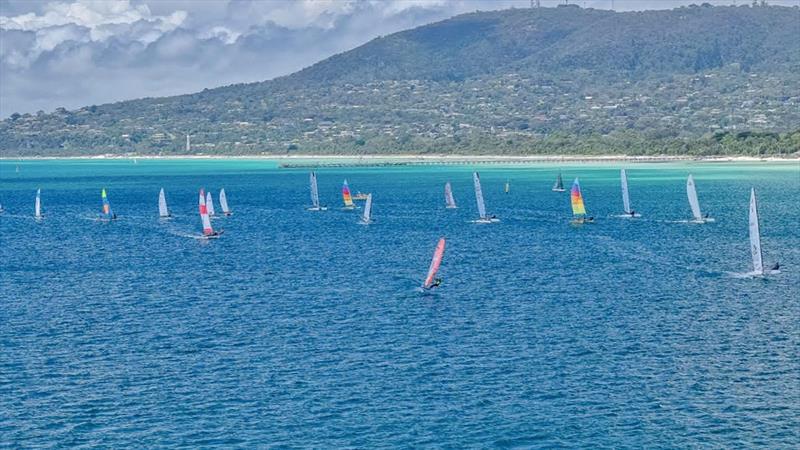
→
(101, 188, 116, 221)
(748, 188, 779, 276)
(444, 182, 457, 209)
(552, 172, 566, 192)
(620, 169, 640, 217)
(219, 188, 232, 216)
(342, 179, 357, 209)
(158, 188, 171, 218)
(570, 178, 593, 224)
(687, 174, 713, 223)
(198, 188, 222, 239)
(34, 189, 42, 219)
(421, 237, 446, 291)
(308, 172, 327, 211)
(473, 172, 499, 223)
(206, 191, 216, 217)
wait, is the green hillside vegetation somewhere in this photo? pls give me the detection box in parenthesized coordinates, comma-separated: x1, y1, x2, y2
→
(2, 3, 799, 156)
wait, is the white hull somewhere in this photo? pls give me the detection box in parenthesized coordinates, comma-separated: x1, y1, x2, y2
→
(473, 218, 500, 224)
(307, 206, 328, 211)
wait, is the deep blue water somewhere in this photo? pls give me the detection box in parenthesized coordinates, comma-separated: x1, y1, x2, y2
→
(1, 160, 799, 448)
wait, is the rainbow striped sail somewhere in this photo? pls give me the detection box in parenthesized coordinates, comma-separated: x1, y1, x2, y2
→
(342, 179, 354, 207)
(570, 178, 586, 216)
(101, 188, 114, 219)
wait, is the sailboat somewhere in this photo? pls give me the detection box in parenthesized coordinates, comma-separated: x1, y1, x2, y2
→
(359, 193, 373, 224)
(570, 178, 593, 224)
(219, 188, 232, 216)
(206, 191, 216, 217)
(619, 169, 640, 218)
(34, 189, 42, 219)
(421, 237, 446, 291)
(444, 182, 457, 209)
(158, 188, 171, 218)
(748, 188, 779, 276)
(307, 172, 327, 211)
(473, 172, 499, 223)
(342, 179, 357, 209)
(101, 188, 116, 221)
(552, 172, 566, 192)
(504, 180, 510, 194)
(687, 174, 713, 223)
(198, 188, 222, 239)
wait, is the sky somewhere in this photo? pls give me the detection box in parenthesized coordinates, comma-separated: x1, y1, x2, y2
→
(1, 0, 798, 117)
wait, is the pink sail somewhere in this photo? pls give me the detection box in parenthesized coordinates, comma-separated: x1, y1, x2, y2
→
(423, 238, 446, 289)
(199, 188, 214, 235)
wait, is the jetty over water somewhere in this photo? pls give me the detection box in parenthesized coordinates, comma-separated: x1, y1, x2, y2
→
(278, 155, 696, 169)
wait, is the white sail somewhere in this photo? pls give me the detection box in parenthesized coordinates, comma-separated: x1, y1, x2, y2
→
(620, 169, 631, 214)
(444, 182, 456, 208)
(206, 191, 215, 216)
(35, 188, 41, 218)
(361, 193, 372, 223)
(158, 188, 169, 217)
(686, 175, 703, 221)
(473, 172, 487, 219)
(199, 189, 213, 234)
(310, 172, 320, 208)
(219, 188, 230, 214)
(749, 188, 764, 275)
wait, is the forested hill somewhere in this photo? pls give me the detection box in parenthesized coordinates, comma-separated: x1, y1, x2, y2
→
(2, 4, 799, 156)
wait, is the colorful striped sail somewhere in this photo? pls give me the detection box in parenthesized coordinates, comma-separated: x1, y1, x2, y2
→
(571, 178, 586, 216)
(342, 179, 354, 207)
(199, 188, 214, 235)
(423, 237, 446, 289)
(101, 188, 113, 219)
(444, 182, 457, 208)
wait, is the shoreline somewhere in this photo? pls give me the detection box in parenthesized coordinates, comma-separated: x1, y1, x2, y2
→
(1, 154, 797, 163)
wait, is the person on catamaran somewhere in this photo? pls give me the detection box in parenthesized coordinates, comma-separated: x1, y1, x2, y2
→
(770, 262, 780, 271)
(629, 210, 636, 217)
(703, 212, 710, 219)
(429, 278, 442, 289)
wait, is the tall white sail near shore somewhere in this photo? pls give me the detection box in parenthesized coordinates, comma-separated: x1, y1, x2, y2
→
(219, 189, 231, 215)
(444, 182, 457, 209)
(474, 172, 486, 219)
(360, 193, 372, 224)
(35, 188, 42, 219)
(158, 188, 170, 218)
(686, 175, 703, 222)
(621, 169, 631, 214)
(749, 188, 764, 275)
(206, 191, 216, 216)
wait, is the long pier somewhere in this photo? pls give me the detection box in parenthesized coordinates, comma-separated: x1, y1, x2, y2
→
(278, 156, 695, 169)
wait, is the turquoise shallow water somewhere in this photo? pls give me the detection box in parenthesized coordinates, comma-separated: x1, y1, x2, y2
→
(1, 159, 799, 448)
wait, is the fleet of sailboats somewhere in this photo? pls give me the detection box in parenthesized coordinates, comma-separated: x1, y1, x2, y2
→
(473, 172, 499, 223)
(445, 182, 457, 209)
(158, 188, 171, 218)
(686, 174, 713, 223)
(219, 188, 232, 216)
(7, 171, 784, 281)
(570, 178, 593, 224)
(359, 193, 373, 224)
(308, 172, 327, 211)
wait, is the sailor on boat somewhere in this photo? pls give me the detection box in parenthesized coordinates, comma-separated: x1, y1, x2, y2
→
(770, 262, 780, 271)
(629, 210, 636, 217)
(424, 278, 443, 290)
